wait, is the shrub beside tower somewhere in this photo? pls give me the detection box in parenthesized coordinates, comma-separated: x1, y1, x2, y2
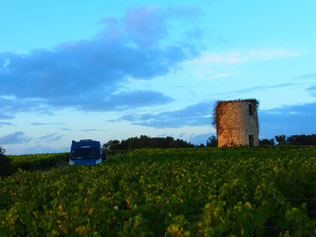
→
(214, 99, 259, 147)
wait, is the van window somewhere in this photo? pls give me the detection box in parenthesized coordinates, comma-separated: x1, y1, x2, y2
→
(71, 148, 100, 160)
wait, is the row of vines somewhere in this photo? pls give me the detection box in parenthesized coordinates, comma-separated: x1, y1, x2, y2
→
(8, 153, 69, 172)
(0, 147, 315, 236)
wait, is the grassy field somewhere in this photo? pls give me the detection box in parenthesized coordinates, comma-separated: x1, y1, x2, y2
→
(1, 146, 315, 236)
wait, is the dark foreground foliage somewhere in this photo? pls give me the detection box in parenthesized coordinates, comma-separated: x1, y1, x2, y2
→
(0, 146, 315, 236)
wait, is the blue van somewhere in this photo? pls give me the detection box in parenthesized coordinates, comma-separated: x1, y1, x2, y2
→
(69, 139, 104, 166)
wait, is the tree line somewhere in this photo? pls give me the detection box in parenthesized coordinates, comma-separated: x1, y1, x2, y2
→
(274, 134, 316, 145)
(103, 134, 316, 151)
(103, 135, 195, 151)
(208, 134, 316, 146)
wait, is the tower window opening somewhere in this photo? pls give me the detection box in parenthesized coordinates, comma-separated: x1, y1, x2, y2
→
(249, 104, 253, 116)
(249, 135, 254, 147)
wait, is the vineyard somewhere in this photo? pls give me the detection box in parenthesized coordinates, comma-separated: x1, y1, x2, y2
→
(8, 153, 69, 172)
(0, 147, 315, 236)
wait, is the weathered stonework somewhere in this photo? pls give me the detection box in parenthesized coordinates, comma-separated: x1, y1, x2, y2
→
(214, 99, 259, 147)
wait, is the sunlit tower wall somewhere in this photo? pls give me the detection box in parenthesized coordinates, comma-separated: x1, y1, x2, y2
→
(213, 99, 259, 147)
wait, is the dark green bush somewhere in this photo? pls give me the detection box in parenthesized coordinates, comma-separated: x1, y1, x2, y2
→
(0, 146, 12, 178)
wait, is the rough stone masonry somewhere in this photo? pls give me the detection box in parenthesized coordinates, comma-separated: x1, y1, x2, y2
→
(214, 99, 259, 147)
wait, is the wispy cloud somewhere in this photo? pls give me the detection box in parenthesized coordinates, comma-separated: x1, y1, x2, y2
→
(190, 49, 303, 65)
(260, 102, 316, 138)
(181, 48, 303, 81)
(118, 102, 213, 128)
(228, 83, 297, 95)
(248, 49, 302, 60)
(295, 73, 316, 80)
(0, 113, 13, 119)
(38, 133, 62, 142)
(307, 86, 316, 96)
(81, 129, 103, 132)
(0, 96, 52, 119)
(0, 131, 31, 144)
(0, 122, 13, 127)
(31, 122, 64, 126)
(123, 6, 168, 45)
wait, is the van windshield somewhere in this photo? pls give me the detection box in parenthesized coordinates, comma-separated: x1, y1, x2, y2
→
(71, 148, 100, 160)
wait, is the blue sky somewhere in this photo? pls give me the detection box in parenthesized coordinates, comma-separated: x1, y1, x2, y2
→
(1, 0, 315, 154)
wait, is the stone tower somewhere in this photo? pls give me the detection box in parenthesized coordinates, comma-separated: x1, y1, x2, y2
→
(213, 99, 259, 147)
